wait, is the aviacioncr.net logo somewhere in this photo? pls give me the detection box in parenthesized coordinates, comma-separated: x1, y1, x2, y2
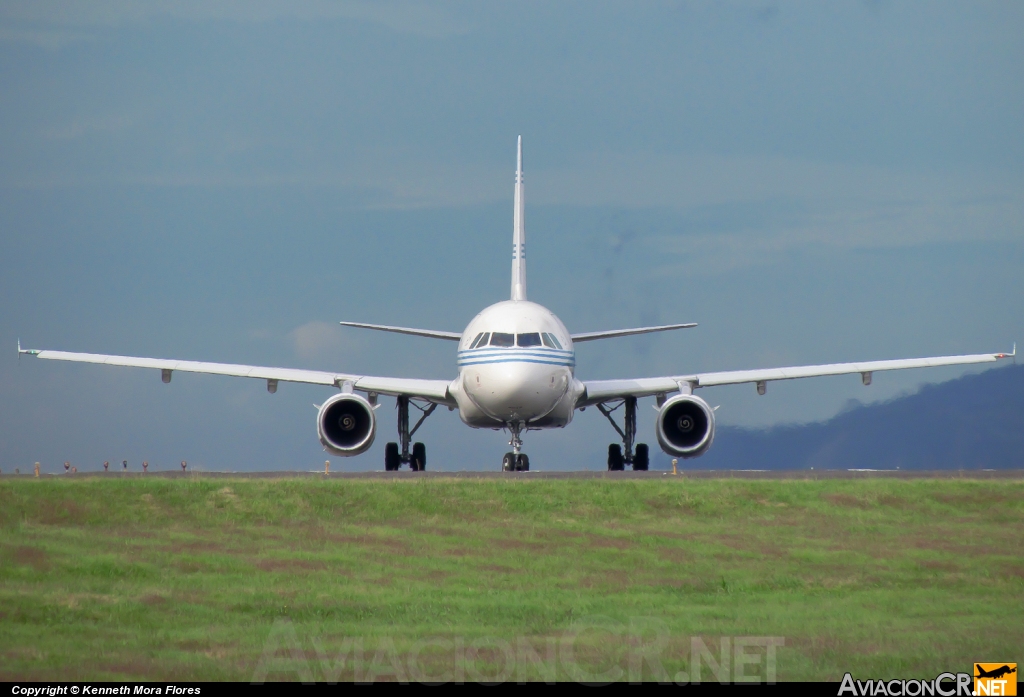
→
(838, 672, 972, 696)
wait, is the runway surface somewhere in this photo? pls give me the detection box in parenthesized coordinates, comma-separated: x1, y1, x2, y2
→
(8, 469, 1024, 480)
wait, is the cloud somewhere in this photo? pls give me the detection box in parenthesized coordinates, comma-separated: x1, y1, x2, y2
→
(0, 0, 473, 38)
(290, 321, 360, 362)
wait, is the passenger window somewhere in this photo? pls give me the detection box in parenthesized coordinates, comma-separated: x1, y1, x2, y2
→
(489, 332, 514, 347)
(545, 333, 563, 349)
(469, 332, 489, 349)
(517, 332, 542, 347)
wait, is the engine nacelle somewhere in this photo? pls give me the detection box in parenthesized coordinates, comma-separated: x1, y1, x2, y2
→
(655, 393, 715, 458)
(317, 392, 376, 456)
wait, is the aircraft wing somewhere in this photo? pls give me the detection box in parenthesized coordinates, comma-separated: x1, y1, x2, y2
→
(578, 348, 1015, 407)
(18, 346, 455, 404)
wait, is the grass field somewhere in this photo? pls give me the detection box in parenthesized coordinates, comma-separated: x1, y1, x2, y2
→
(1, 475, 1021, 682)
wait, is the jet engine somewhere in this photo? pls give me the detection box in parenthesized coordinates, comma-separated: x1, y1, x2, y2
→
(317, 392, 376, 456)
(655, 393, 715, 458)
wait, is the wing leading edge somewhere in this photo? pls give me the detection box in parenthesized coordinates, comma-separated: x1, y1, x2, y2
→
(18, 346, 454, 405)
(579, 348, 1015, 407)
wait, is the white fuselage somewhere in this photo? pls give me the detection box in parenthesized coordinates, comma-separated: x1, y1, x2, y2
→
(449, 300, 584, 430)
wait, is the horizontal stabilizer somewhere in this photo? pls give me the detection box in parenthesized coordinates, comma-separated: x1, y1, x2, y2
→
(339, 322, 462, 341)
(571, 323, 697, 343)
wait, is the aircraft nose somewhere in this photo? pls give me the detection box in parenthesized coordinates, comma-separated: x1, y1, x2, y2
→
(467, 362, 568, 422)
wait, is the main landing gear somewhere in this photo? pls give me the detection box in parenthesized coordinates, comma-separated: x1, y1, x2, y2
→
(501, 421, 530, 472)
(385, 395, 436, 471)
(597, 396, 649, 471)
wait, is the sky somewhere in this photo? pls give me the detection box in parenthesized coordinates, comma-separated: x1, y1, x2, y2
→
(1, 0, 1021, 472)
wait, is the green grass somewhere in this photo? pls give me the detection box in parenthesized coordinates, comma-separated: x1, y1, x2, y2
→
(1, 476, 1021, 682)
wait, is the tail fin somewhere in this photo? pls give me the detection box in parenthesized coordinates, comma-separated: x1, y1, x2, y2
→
(511, 135, 526, 301)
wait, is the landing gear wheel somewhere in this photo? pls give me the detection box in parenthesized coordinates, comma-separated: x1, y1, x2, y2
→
(607, 444, 624, 471)
(633, 443, 649, 471)
(502, 452, 516, 472)
(412, 442, 426, 471)
(385, 442, 400, 471)
(516, 454, 530, 472)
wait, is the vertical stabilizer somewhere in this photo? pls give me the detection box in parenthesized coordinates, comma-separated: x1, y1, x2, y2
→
(511, 136, 527, 301)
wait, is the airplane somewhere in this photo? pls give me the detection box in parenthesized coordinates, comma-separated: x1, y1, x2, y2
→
(19, 137, 1016, 472)
(975, 666, 1016, 680)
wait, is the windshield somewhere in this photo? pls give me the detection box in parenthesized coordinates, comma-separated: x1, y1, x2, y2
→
(541, 333, 563, 349)
(489, 332, 515, 347)
(517, 333, 542, 347)
(469, 332, 490, 349)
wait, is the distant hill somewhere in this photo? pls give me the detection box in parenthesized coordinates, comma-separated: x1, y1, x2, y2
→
(654, 364, 1024, 470)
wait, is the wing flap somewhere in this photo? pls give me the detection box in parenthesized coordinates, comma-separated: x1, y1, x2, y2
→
(578, 377, 685, 407)
(355, 376, 453, 403)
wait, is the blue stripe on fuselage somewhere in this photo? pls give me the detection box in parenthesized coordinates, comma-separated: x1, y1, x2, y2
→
(457, 345, 575, 369)
(457, 347, 574, 367)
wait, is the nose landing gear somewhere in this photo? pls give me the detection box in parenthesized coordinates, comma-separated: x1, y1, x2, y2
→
(501, 421, 530, 471)
(597, 396, 649, 471)
(385, 395, 436, 471)
(501, 452, 530, 471)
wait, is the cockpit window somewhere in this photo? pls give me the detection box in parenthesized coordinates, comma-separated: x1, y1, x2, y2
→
(469, 332, 489, 349)
(489, 332, 514, 347)
(542, 332, 563, 349)
(517, 332, 542, 347)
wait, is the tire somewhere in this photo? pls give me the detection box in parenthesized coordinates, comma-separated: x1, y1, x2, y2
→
(502, 452, 516, 472)
(607, 444, 624, 471)
(384, 442, 400, 471)
(516, 454, 530, 472)
(633, 443, 649, 471)
(412, 442, 426, 471)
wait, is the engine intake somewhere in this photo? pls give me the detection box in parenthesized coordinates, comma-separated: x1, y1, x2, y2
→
(317, 393, 376, 456)
(655, 393, 715, 458)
